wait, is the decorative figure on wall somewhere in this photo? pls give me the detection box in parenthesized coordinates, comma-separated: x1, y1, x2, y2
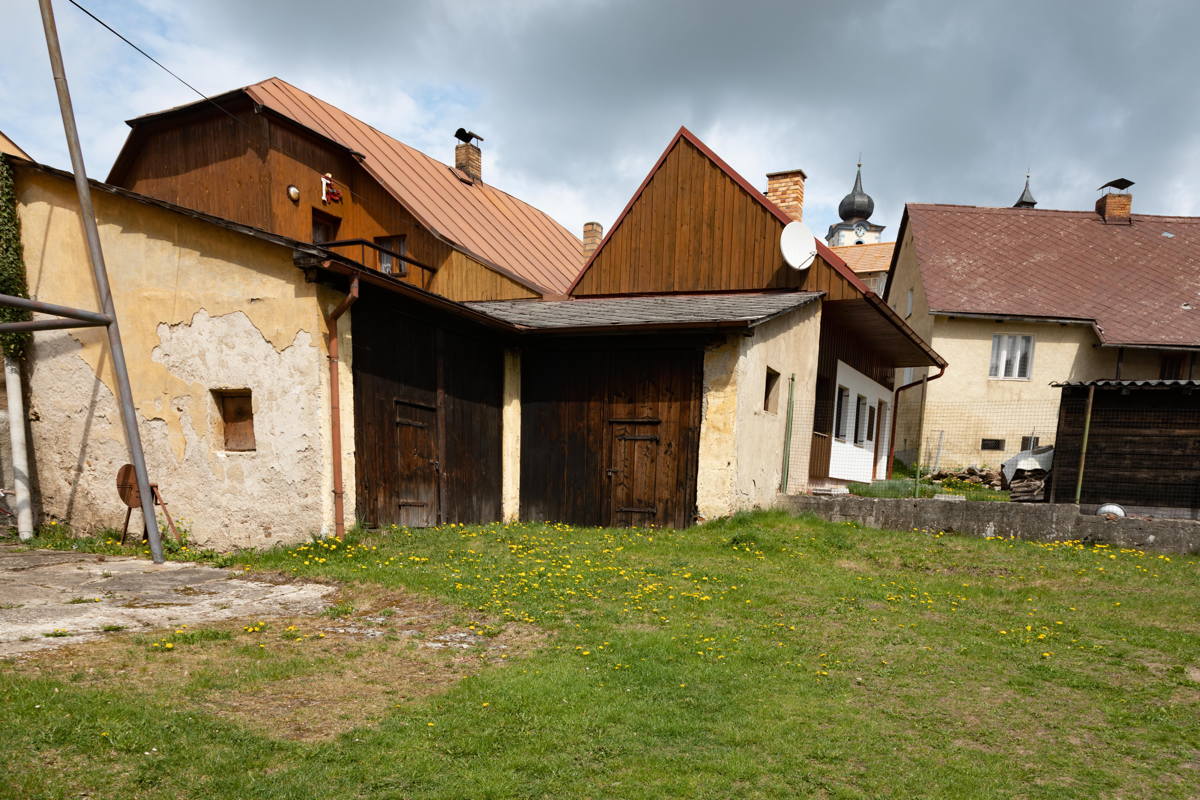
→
(321, 173, 343, 204)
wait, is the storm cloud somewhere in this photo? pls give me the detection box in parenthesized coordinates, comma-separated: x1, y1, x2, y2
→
(3, 0, 1198, 240)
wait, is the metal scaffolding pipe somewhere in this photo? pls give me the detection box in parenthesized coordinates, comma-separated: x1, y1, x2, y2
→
(38, 0, 164, 562)
(5, 357, 34, 541)
(0, 291, 110, 324)
(0, 318, 108, 333)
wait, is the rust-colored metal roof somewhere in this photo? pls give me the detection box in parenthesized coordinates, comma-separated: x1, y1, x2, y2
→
(831, 241, 894, 275)
(140, 78, 584, 295)
(904, 203, 1200, 348)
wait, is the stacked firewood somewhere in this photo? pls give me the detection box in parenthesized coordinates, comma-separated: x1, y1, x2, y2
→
(930, 466, 1003, 490)
(1006, 468, 1049, 503)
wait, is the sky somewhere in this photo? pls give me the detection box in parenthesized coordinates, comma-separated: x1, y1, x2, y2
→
(3, 0, 1200, 243)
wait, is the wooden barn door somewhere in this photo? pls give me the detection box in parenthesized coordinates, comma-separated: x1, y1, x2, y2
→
(353, 290, 502, 528)
(608, 418, 662, 526)
(392, 399, 439, 526)
(521, 344, 701, 529)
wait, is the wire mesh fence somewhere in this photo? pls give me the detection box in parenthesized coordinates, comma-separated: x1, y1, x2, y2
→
(848, 387, 1200, 519)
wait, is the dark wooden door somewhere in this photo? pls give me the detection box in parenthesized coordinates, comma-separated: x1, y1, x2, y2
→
(393, 399, 439, 526)
(352, 288, 502, 528)
(521, 343, 702, 529)
(609, 418, 662, 526)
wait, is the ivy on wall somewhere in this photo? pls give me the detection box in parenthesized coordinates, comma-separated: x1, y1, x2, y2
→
(0, 156, 32, 359)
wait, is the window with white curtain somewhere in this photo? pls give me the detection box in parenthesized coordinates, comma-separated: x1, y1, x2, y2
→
(989, 334, 1034, 379)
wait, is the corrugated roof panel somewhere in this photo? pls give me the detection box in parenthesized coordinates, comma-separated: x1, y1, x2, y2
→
(242, 78, 583, 294)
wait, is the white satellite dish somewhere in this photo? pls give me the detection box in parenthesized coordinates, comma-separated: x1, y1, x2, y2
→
(780, 220, 818, 271)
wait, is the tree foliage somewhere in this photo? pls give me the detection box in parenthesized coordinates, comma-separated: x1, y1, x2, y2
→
(0, 156, 32, 359)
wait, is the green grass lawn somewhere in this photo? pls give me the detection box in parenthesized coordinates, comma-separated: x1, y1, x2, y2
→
(4, 512, 1199, 799)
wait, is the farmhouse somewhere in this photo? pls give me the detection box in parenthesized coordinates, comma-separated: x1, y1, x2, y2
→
(884, 185, 1200, 470)
(5, 80, 944, 545)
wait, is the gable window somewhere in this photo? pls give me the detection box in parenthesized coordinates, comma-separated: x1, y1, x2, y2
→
(214, 390, 255, 452)
(905, 289, 913, 318)
(834, 386, 850, 440)
(853, 394, 868, 445)
(763, 367, 781, 413)
(311, 209, 341, 244)
(375, 235, 407, 276)
(989, 334, 1034, 379)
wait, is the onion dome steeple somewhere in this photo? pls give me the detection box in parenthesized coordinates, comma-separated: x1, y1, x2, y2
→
(837, 162, 875, 222)
(1013, 173, 1037, 208)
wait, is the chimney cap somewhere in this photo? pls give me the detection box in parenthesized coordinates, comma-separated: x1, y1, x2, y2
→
(454, 128, 484, 145)
(766, 167, 808, 180)
(1098, 177, 1134, 192)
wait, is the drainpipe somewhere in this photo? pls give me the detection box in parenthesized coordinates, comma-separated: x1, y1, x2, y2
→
(324, 276, 358, 539)
(887, 364, 945, 479)
(4, 357, 33, 540)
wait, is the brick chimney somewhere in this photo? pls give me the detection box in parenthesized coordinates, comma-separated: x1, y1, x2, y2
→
(1095, 192, 1132, 224)
(455, 141, 482, 183)
(582, 221, 603, 258)
(765, 169, 807, 221)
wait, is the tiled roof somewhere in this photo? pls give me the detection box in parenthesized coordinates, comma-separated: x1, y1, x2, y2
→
(831, 241, 894, 274)
(133, 78, 583, 295)
(905, 203, 1200, 348)
(468, 291, 821, 331)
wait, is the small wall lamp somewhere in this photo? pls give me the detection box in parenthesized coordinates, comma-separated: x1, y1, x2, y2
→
(286, 185, 300, 202)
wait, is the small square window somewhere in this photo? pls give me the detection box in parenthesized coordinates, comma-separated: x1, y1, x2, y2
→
(1020, 435, 1040, 451)
(989, 334, 1034, 379)
(375, 235, 407, 276)
(215, 390, 255, 451)
(764, 367, 781, 413)
(311, 209, 341, 244)
(980, 438, 1005, 451)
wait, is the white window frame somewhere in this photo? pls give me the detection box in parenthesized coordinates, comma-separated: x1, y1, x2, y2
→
(834, 386, 850, 440)
(853, 394, 868, 446)
(989, 334, 1034, 380)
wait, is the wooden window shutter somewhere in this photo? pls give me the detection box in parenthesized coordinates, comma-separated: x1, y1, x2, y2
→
(217, 390, 256, 451)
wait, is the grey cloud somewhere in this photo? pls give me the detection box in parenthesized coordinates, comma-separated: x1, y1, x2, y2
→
(4, 0, 1199, 240)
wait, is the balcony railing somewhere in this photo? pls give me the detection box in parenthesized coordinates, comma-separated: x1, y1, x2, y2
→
(318, 239, 438, 279)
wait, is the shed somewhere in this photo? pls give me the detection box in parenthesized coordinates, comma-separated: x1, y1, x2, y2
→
(1051, 380, 1200, 518)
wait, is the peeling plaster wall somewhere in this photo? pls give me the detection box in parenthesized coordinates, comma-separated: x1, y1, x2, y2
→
(734, 303, 821, 505)
(696, 335, 740, 520)
(15, 166, 354, 547)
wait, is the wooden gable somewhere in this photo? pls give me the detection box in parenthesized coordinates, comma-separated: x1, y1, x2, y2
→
(570, 129, 861, 300)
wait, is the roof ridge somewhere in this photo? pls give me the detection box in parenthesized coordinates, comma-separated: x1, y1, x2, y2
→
(908, 201, 1200, 223)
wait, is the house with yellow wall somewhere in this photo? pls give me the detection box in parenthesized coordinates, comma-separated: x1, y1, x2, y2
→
(884, 186, 1200, 471)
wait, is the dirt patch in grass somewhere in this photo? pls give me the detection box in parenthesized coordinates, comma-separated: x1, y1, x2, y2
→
(18, 582, 548, 742)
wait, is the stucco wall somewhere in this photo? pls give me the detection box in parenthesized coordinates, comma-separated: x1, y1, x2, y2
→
(501, 348, 520, 521)
(913, 318, 1170, 470)
(15, 166, 354, 548)
(697, 302, 821, 519)
(884, 227, 933, 465)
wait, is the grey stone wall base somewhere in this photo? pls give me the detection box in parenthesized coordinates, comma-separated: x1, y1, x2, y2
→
(776, 495, 1200, 555)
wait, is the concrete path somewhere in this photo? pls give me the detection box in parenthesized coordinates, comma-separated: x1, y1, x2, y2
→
(0, 546, 335, 657)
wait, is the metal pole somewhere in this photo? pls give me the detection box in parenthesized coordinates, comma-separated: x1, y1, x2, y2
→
(915, 376, 928, 497)
(5, 357, 34, 540)
(779, 374, 795, 492)
(38, 0, 163, 563)
(1073, 384, 1096, 506)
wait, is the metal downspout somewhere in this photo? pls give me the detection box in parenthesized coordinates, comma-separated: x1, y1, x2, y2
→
(887, 365, 945, 479)
(325, 276, 358, 539)
(779, 374, 795, 492)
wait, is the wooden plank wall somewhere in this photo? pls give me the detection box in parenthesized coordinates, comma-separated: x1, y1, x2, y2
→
(1051, 386, 1200, 510)
(113, 104, 542, 302)
(352, 287, 504, 527)
(521, 342, 703, 529)
(112, 108, 272, 231)
(572, 137, 859, 300)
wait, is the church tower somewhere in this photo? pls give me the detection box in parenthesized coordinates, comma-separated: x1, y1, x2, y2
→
(826, 163, 885, 246)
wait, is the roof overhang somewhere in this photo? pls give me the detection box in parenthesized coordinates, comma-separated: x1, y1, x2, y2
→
(929, 309, 1096, 326)
(823, 295, 947, 368)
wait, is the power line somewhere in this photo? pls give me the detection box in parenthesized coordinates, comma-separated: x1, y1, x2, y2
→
(65, 0, 241, 127)
(65, 0, 378, 207)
